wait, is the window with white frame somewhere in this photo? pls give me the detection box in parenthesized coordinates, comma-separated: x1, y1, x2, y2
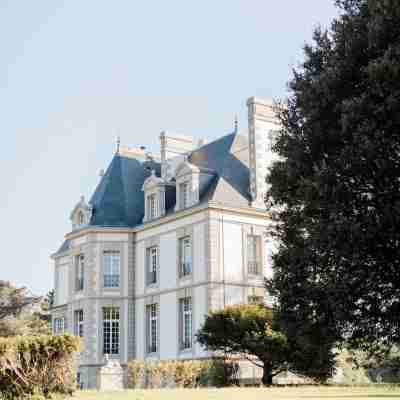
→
(147, 194, 156, 220)
(74, 310, 84, 337)
(103, 251, 120, 288)
(179, 182, 189, 209)
(179, 236, 192, 277)
(75, 254, 84, 291)
(179, 297, 192, 350)
(53, 317, 64, 335)
(247, 235, 262, 275)
(103, 307, 120, 355)
(146, 303, 158, 354)
(146, 246, 158, 285)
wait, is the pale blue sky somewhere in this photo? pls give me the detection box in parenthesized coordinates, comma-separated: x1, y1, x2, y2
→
(0, 1, 337, 295)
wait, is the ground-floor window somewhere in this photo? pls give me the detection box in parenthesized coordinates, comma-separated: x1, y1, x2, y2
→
(53, 317, 64, 335)
(146, 303, 158, 354)
(179, 297, 192, 350)
(103, 307, 120, 355)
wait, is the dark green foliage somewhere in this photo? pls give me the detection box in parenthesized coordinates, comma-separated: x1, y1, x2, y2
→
(197, 304, 298, 385)
(268, 0, 400, 351)
(0, 334, 80, 399)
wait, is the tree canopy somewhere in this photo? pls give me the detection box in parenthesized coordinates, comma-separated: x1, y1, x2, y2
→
(0, 280, 50, 337)
(196, 304, 289, 385)
(196, 304, 334, 384)
(268, 0, 400, 348)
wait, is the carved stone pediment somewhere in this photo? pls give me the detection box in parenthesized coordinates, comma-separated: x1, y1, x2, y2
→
(142, 170, 164, 191)
(175, 161, 200, 179)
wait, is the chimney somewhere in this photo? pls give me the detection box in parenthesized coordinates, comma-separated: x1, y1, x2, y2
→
(160, 131, 203, 181)
(247, 97, 280, 209)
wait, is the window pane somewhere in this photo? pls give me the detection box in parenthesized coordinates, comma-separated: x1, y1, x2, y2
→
(247, 235, 261, 275)
(146, 247, 158, 285)
(146, 303, 158, 353)
(104, 251, 120, 288)
(103, 307, 120, 355)
(179, 297, 192, 350)
(75, 254, 84, 291)
(179, 237, 192, 277)
(74, 310, 84, 337)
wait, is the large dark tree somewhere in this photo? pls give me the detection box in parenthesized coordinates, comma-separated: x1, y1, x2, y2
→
(268, 0, 400, 349)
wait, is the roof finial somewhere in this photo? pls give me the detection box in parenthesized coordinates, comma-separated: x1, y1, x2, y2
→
(116, 136, 120, 154)
(234, 113, 238, 133)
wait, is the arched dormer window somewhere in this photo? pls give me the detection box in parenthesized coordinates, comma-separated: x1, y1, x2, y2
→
(142, 170, 168, 223)
(70, 196, 92, 230)
(175, 162, 200, 211)
(174, 161, 215, 212)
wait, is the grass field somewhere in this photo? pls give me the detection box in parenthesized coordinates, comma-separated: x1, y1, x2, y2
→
(69, 386, 400, 400)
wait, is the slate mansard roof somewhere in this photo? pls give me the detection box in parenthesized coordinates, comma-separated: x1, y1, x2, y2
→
(56, 131, 251, 256)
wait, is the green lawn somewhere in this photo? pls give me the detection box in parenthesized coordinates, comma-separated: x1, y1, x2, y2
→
(69, 386, 400, 400)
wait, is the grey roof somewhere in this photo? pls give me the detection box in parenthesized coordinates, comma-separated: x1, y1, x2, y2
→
(89, 132, 251, 226)
(55, 132, 251, 254)
(89, 155, 160, 227)
(189, 132, 251, 206)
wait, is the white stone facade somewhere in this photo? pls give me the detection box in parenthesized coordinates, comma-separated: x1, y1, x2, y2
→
(51, 97, 278, 389)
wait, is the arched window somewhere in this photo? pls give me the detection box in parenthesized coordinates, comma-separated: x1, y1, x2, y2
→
(78, 211, 85, 225)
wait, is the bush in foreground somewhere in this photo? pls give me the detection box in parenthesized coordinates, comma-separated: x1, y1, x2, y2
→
(0, 334, 80, 399)
(127, 359, 239, 388)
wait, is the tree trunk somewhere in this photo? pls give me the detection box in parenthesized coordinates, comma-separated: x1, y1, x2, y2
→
(262, 365, 273, 386)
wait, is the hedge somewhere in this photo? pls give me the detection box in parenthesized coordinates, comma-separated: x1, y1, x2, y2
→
(0, 334, 80, 399)
(127, 358, 239, 388)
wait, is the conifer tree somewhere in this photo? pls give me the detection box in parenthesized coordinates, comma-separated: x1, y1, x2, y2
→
(268, 0, 400, 348)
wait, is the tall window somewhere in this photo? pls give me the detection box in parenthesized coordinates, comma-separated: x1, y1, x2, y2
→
(179, 182, 189, 209)
(53, 317, 64, 335)
(146, 246, 158, 285)
(179, 236, 192, 277)
(75, 254, 84, 291)
(247, 235, 261, 275)
(103, 251, 120, 288)
(103, 307, 120, 355)
(146, 303, 158, 354)
(74, 310, 84, 337)
(179, 297, 192, 350)
(147, 194, 156, 220)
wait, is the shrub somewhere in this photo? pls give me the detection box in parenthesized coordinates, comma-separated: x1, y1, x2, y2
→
(204, 358, 240, 387)
(0, 334, 80, 399)
(128, 359, 239, 388)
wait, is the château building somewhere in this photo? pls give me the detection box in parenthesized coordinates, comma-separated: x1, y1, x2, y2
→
(50, 97, 279, 388)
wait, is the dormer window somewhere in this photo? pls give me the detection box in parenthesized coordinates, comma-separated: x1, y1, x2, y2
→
(70, 196, 92, 231)
(142, 170, 172, 223)
(179, 182, 189, 209)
